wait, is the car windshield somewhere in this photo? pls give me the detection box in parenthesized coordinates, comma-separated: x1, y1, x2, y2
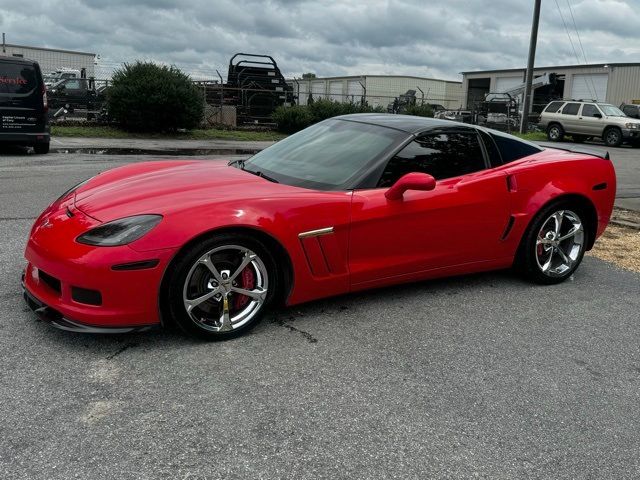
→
(243, 118, 406, 190)
(599, 104, 625, 117)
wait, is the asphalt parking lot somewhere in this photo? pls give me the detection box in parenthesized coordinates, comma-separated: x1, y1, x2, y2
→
(1, 145, 640, 479)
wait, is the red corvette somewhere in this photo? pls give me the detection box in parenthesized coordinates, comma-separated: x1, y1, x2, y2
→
(23, 114, 616, 339)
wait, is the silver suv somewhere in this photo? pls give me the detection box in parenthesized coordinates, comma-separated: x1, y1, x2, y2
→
(539, 100, 640, 147)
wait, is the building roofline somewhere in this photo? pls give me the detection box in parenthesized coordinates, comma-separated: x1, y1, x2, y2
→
(460, 62, 640, 75)
(4, 43, 96, 57)
(287, 74, 461, 84)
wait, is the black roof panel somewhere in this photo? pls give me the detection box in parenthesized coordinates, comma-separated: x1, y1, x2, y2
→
(334, 113, 466, 133)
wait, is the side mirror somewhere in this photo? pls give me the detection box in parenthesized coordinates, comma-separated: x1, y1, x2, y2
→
(593, 113, 602, 118)
(385, 172, 436, 201)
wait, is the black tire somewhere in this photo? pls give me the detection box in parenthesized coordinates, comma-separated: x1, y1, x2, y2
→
(546, 124, 564, 142)
(164, 233, 279, 340)
(516, 201, 589, 285)
(603, 127, 622, 147)
(33, 143, 50, 154)
(572, 135, 586, 143)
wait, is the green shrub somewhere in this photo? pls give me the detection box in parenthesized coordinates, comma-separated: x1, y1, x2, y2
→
(273, 99, 385, 133)
(107, 61, 204, 132)
(271, 105, 314, 134)
(404, 104, 434, 118)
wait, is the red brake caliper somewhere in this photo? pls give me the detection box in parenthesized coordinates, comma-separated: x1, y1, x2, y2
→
(234, 266, 255, 309)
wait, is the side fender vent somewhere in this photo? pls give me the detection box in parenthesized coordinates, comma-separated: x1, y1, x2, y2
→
(501, 215, 516, 241)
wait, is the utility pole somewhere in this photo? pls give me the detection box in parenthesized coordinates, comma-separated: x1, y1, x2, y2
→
(2, 33, 6, 54)
(520, 0, 542, 133)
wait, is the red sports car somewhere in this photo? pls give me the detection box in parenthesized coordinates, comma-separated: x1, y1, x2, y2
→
(23, 114, 616, 339)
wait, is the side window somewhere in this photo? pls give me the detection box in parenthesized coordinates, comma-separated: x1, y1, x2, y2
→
(581, 104, 600, 117)
(623, 105, 639, 118)
(64, 79, 81, 89)
(562, 103, 580, 115)
(378, 132, 486, 187)
(490, 131, 543, 163)
(544, 101, 564, 113)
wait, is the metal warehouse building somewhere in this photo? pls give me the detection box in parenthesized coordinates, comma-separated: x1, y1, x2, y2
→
(461, 63, 640, 111)
(1, 43, 96, 77)
(289, 75, 463, 109)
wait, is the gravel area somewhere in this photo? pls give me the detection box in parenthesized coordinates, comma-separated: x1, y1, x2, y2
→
(588, 224, 640, 272)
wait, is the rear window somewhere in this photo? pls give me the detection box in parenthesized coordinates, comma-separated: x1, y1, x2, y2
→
(544, 101, 564, 113)
(489, 130, 543, 164)
(0, 62, 38, 95)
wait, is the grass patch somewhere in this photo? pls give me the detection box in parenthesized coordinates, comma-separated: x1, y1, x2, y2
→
(50, 125, 287, 142)
(512, 131, 547, 142)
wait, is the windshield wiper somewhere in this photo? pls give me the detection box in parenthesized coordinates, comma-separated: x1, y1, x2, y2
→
(245, 169, 279, 183)
(228, 159, 246, 169)
(229, 159, 279, 183)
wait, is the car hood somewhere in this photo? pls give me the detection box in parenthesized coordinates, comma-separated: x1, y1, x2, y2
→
(74, 160, 299, 222)
(617, 116, 640, 125)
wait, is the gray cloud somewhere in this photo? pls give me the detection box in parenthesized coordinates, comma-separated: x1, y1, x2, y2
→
(0, 0, 638, 80)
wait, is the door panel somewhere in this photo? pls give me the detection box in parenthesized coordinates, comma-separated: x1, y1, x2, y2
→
(349, 169, 510, 286)
(578, 104, 604, 136)
(559, 102, 581, 133)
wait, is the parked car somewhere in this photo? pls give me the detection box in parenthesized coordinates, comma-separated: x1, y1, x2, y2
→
(620, 103, 640, 120)
(0, 56, 50, 153)
(23, 114, 615, 339)
(539, 100, 640, 147)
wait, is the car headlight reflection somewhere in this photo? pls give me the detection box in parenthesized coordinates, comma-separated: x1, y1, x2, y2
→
(76, 214, 162, 246)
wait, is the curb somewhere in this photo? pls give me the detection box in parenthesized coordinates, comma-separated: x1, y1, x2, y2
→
(610, 219, 640, 231)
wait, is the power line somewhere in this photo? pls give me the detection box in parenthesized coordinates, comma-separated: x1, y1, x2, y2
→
(566, 0, 599, 100)
(554, 0, 597, 100)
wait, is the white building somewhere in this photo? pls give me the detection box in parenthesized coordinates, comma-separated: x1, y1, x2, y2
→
(1, 43, 97, 77)
(288, 75, 463, 109)
(461, 63, 640, 110)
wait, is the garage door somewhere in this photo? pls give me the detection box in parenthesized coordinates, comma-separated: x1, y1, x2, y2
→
(329, 81, 343, 102)
(347, 80, 363, 102)
(311, 81, 325, 100)
(571, 73, 608, 102)
(495, 76, 523, 94)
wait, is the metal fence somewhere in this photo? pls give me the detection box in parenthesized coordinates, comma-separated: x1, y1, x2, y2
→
(44, 63, 466, 127)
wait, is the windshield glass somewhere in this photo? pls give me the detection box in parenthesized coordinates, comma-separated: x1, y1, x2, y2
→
(599, 104, 625, 117)
(244, 119, 406, 190)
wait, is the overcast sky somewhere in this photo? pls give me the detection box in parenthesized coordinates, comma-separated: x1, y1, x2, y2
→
(1, 0, 639, 80)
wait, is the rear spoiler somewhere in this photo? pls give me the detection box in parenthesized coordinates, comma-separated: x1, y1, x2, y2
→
(539, 142, 610, 160)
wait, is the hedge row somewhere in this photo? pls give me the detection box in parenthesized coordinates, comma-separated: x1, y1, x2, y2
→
(272, 99, 434, 133)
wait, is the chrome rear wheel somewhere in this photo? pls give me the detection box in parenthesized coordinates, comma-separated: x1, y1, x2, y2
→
(534, 209, 585, 278)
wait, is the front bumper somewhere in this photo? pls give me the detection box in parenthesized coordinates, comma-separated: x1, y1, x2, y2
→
(24, 199, 177, 331)
(621, 128, 640, 139)
(22, 279, 154, 333)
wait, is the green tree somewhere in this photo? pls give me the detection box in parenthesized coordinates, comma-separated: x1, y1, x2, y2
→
(107, 61, 204, 132)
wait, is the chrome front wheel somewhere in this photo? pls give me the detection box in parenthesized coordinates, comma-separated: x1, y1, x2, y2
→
(166, 233, 277, 339)
(182, 245, 269, 333)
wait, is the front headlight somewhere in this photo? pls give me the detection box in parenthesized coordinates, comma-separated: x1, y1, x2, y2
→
(76, 214, 162, 246)
(625, 123, 640, 129)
